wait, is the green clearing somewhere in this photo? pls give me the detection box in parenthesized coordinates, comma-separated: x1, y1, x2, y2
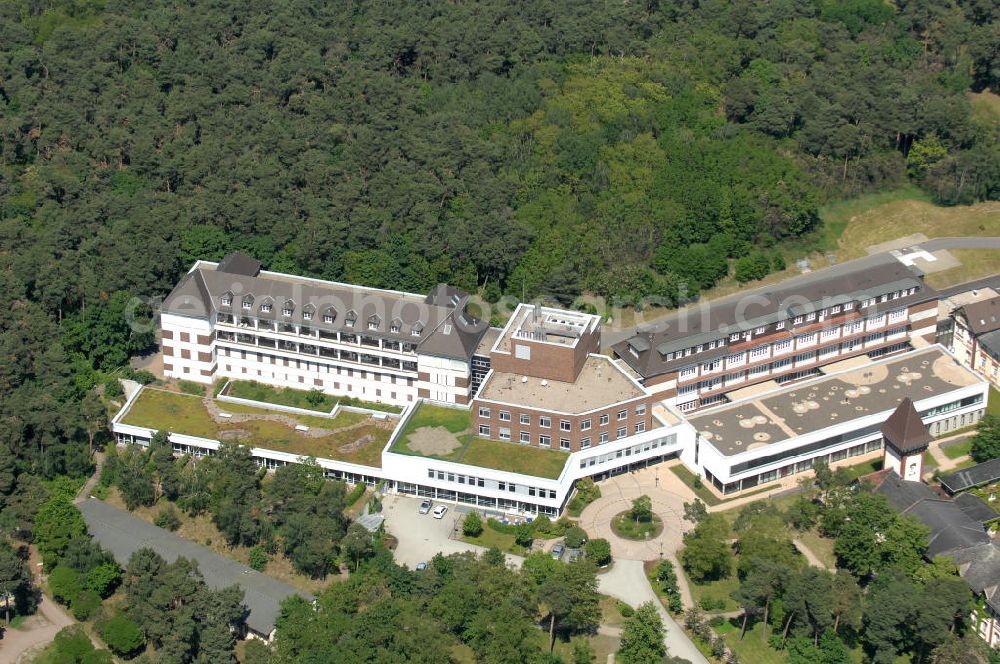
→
(389, 403, 569, 479)
(121, 388, 389, 467)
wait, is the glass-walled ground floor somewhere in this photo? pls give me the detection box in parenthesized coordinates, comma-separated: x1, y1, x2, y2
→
(703, 405, 984, 494)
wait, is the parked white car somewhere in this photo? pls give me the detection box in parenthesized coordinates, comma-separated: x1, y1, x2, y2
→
(432, 505, 449, 519)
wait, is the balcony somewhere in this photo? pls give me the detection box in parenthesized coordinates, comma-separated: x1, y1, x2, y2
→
(236, 333, 255, 345)
(318, 330, 338, 341)
(258, 320, 274, 331)
(360, 336, 380, 348)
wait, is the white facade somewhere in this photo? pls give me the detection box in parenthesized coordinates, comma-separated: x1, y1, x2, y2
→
(884, 446, 923, 482)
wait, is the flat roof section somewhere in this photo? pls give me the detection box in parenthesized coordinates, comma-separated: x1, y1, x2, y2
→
(689, 348, 982, 457)
(495, 304, 600, 354)
(477, 355, 645, 414)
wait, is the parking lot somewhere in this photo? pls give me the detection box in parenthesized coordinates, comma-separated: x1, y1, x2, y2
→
(381, 494, 523, 569)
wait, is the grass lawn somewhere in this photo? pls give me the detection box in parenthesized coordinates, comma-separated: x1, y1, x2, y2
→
(715, 620, 789, 664)
(686, 574, 740, 613)
(796, 529, 837, 569)
(810, 185, 933, 255)
(226, 379, 336, 412)
(922, 450, 939, 473)
(599, 595, 628, 627)
(121, 388, 389, 467)
(833, 194, 1000, 260)
(461, 527, 529, 555)
(833, 457, 883, 483)
(390, 403, 569, 479)
(942, 438, 973, 460)
(926, 248, 1000, 289)
(611, 512, 663, 540)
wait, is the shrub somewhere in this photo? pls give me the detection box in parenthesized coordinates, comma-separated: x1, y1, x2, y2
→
(49, 566, 81, 604)
(103, 378, 124, 398)
(84, 562, 121, 598)
(346, 483, 366, 505)
(306, 389, 326, 407)
(248, 546, 268, 572)
(584, 538, 612, 567)
(71, 589, 101, 621)
(513, 522, 534, 548)
(463, 512, 484, 537)
(617, 601, 634, 618)
(132, 370, 156, 385)
(564, 526, 588, 549)
(100, 614, 144, 656)
(567, 478, 601, 517)
(153, 505, 181, 531)
(178, 380, 205, 396)
(629, 495, 653, 523)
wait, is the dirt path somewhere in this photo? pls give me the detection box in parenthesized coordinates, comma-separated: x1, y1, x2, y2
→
(0, 588, 74, 663)
(793, 538, 832, 571)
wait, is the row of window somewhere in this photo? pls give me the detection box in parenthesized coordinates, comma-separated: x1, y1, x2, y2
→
(659, 289, 918, 362)
(425, 469, 557, 499)
(679, 313, 906, 380)
(479, 422, 647, 445)
(578, 434, 676, 468)
(477, 404, 646, 429)
(220, 295, 424, 336)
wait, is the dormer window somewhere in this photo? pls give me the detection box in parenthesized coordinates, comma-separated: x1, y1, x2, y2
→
(282, 299, 294, 317)
(368, 314, 380, 330)
(411, 323, 423, 337)
(260, 303, 272, 313)
(390, 319, 401, 334)
(303, 311, 312, 320)
(221, 293, 233, 306)
(242, 295, 254, 310)
(345, 310, 357, 327)
(323, 308, 336, 324)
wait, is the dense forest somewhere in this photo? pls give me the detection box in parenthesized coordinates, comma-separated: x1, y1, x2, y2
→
(0, 0, 998, 658)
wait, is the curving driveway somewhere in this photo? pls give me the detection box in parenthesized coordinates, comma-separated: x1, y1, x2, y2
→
(580, 464, 709, 664)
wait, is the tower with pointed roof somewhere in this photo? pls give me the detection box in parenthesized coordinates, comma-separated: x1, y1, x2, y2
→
(881, 397, 933, 481)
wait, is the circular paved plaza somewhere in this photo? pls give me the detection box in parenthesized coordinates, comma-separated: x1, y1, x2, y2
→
(579, 464, 695, 561)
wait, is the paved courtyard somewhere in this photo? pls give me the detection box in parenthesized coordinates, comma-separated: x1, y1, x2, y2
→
(579, 462, 697, 562)
(381, 494, 523, 569)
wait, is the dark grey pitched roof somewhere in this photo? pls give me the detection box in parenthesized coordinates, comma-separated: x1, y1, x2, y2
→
(161, 259, 488, 360)
(955, 295, 1000, 335)
(954, 492, 1000, 525)
(79, 499, 309, 637)
(978, 329, 1000, 358)
(613, 254, 931, 378)
(875, 472, 992, 558)
(881, 398, 933, 454)
(939, 457, 1000, 493)
(217, 252, 262, 277)
(948, 542, 1000, 595)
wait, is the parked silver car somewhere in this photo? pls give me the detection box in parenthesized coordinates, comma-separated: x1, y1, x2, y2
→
(418, 499, 432, 514)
